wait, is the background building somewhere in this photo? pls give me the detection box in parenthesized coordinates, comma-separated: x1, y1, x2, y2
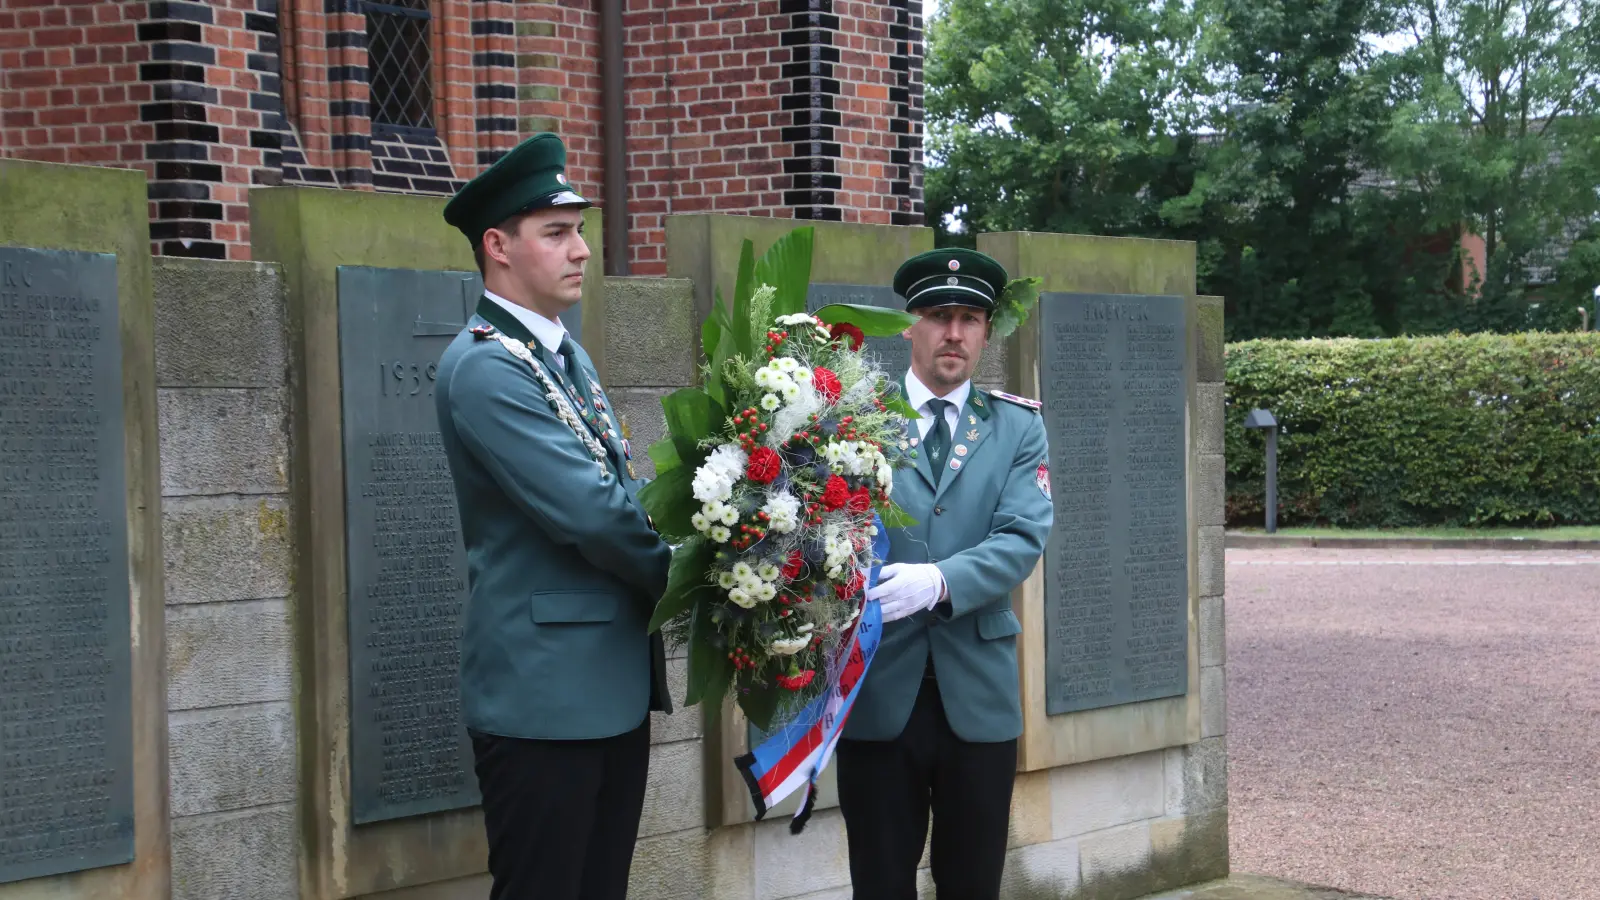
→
(0, 0, 929, 273)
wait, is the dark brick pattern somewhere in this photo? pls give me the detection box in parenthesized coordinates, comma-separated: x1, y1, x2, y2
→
(887, 0, 924, 226)
(782, 0, 844, 222)
(372, 132, 466, 196)
(472, 0, 516, 167)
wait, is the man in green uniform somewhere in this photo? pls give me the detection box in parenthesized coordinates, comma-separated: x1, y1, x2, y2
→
(839, 248, 1054, 899)
(434, 133, 671, 900)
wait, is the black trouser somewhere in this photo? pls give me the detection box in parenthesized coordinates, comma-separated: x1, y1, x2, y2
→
(469, 718, 650, 900)
(836, 673, 1018, 900)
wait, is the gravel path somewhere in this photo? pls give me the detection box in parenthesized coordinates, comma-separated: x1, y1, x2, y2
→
(1226, 548, 1600, 900)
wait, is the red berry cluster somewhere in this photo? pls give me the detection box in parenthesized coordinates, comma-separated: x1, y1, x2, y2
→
(764, 329, 789, 356)
(728, 646, 754, 670)
(732, 407, 769, 453)
(835, 415, 863, 441)
(803, 501, 823, 527)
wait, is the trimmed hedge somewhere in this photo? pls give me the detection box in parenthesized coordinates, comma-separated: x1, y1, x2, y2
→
(1225, 333, 1600, 528)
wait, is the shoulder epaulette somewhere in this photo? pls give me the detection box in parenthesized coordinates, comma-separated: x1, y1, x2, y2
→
(988, 389, 1041, 411)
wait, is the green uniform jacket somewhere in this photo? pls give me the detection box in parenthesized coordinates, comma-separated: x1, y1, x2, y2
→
(435, 296, 672, 741)
(843, 387, 1054, 744)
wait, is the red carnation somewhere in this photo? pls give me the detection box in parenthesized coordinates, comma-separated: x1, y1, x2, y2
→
(813, 367, 842, 403)
(777, 669, 816, 691)
(847, 486, 872, 514)
(782, 550, 804, 581)
(829, 322, 865, 351)
(821, 475, 851, 511)
(746, 446, 781, 484)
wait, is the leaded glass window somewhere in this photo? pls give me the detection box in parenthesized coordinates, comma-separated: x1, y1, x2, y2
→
(366, 0, 434, 133)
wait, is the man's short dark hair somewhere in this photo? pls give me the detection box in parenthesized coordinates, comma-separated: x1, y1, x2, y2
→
(472, 211, 532, 275)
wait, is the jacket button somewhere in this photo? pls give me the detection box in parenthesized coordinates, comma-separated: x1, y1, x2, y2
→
(934, 506, 943, 515)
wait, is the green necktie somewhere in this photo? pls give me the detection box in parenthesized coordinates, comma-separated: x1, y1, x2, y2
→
(557, 334, 590, 401)
(554, 336, 617, 472)
(926, 398, 951, 486)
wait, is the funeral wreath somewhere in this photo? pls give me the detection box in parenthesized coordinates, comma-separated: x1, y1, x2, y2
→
(638, 226, 922, 733)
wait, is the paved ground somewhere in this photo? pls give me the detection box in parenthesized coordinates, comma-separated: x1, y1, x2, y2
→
(1226, 549, 1600, 900)
(1144, 873, 1391, 900)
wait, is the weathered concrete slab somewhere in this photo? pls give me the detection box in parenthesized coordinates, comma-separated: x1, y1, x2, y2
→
(153, 258, 286, 388)
(168, 703, 295, 818)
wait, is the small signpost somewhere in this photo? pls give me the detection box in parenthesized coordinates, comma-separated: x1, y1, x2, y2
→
(1244, 408, 1279, 533)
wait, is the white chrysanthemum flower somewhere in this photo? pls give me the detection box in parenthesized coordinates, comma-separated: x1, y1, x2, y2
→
(738, 575, 764, 594)
(760, 392, 781, 412)
(770, 635, 809, 655)
(718, 571, 737, 590)
(691, 512, 711, 533)
(781, 382, 802, 403)
(826, 564, 844, 579)
(706, 443, 748, 478)
(776, 357, 799, 373)
(732, 562, 754, 582)
(728, 587, 755, 608)
(776, 313, 818, 327)
(692, 466, 733, 503)
(796, 623, 814, 634)
(709, 525, 731, 543)
(758, 563, 780, 582)
(755, 582, 777, 602)
(876, 460, 893, 488)
(762, 491, 802, 533)
(814, 326, 832, 342)
(718, 504, 740, 526)
(793, 367, 812, 382)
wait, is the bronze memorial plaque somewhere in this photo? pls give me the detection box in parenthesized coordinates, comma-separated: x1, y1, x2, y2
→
(338, 266, 482, 824)
(0, 247, 135, 883)
(1037, 292, 1189, 715)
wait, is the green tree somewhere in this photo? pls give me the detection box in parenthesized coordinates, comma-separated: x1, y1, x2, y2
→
(923, 0, 1210, 243)
(1374, 0, 1600, 330)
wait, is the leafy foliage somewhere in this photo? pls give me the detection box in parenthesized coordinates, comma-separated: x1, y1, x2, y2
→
(926, 0, 1600, 340)
(1225, 333, 1600, 527)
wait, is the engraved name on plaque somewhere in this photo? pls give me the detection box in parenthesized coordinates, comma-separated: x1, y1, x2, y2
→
(338, 266, 482, 824)
(1038, 292, 1188, 715)
(0, 247, 135, 884)
(806, 284, 912, 379)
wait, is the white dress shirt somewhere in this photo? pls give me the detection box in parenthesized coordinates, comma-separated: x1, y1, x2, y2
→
(902, 369, 969, 441)
(485, 290, 569, 367)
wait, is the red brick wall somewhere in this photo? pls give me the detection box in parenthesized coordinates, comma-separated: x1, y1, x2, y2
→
(2, 0, 923, 265)
(517, 1, 603, 199)
(0, 1, 148, 172)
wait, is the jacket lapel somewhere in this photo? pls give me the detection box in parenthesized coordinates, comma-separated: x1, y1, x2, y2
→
(931, 388, 993, 504)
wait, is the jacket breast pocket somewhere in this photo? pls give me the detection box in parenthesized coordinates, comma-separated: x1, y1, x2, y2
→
(529, 590, 619, 624)
(977, 608, 1022, 640)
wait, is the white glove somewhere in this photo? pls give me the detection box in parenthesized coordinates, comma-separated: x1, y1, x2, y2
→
(867, 563, 945, 624)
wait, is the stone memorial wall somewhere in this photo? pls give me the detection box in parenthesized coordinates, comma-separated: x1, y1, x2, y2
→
(0, 175, 1231, 900)
(0, 160, 167, 900)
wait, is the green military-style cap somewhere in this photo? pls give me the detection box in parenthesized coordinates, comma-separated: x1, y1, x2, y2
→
(443, 132, 592, 246)
(892, 247, 1010, 313)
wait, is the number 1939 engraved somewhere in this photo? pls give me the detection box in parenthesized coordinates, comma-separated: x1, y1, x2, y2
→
(379, 362, 438, 397)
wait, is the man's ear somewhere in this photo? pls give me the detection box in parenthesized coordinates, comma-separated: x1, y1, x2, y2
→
(481, 228, 512, 269)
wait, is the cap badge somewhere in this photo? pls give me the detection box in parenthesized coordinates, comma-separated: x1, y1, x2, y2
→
(556, 173, 568, 184)
(947, 277, 959, 286)
(948, 259, 961, 271)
